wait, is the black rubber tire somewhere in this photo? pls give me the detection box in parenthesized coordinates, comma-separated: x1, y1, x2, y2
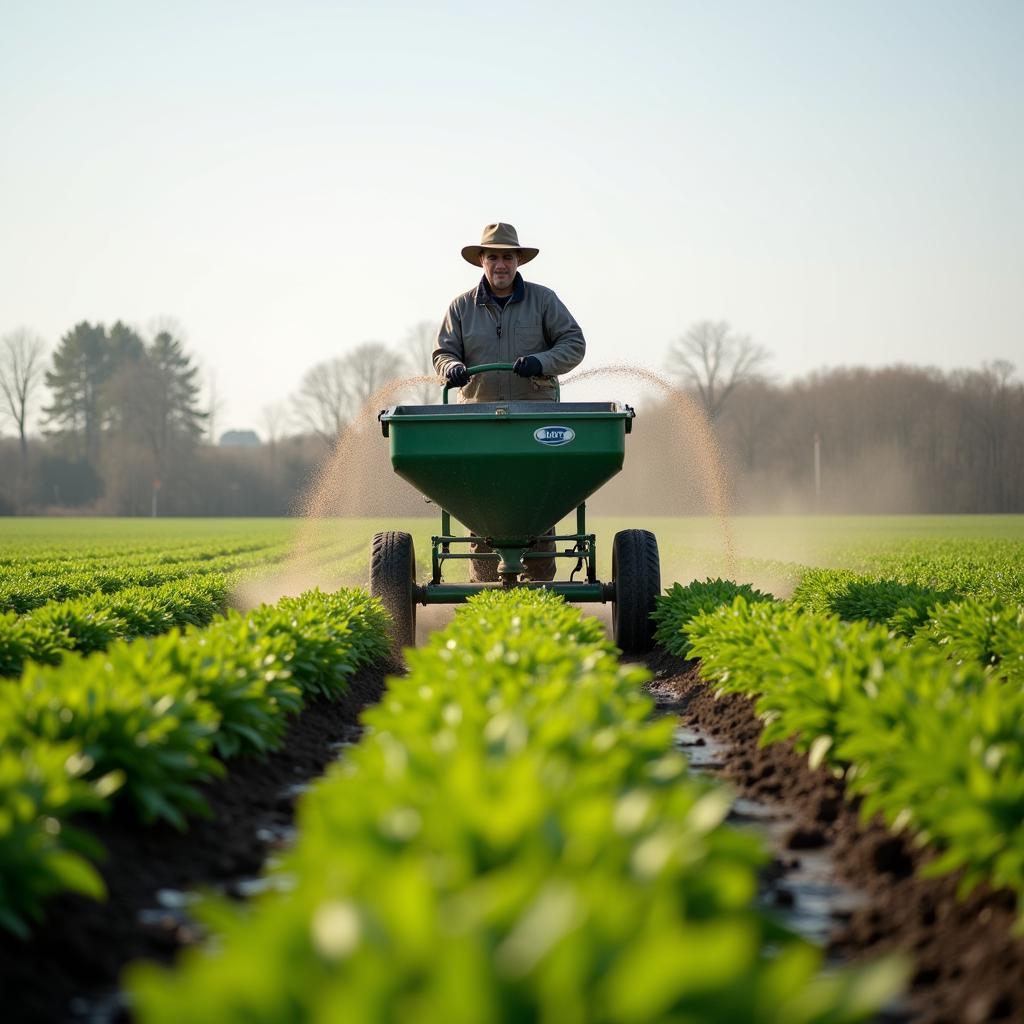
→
(369, 531, 416, 650)
(611, 529, 661, 653)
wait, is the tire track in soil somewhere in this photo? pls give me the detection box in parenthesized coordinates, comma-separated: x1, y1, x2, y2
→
(643, 648, 1024, 1024)
(1, 661, 397, 1024)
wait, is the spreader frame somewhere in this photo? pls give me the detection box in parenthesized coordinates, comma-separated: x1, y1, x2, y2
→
(425, 500, 602, 601)
(371, 363, 661, 651)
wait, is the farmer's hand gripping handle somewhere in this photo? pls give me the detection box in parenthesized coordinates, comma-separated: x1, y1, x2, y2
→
(441, 362, 560, 403)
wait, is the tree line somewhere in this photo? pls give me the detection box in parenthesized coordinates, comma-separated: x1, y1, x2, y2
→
(645, 322, 1024, 514)
(1, 317, 1021, 515)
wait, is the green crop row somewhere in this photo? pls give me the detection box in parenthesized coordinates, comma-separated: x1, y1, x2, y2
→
(833, 537, 1024, 603)
(129, 590, 901, 1024)
(0, 588, 390, 937)
(0, 520, 295, 564)
(0, 575, 230, 677)
(789, 568, 1024, 682)
(0, 531, 370, 618)
(668, 594, 1024, 914)
(0, 548, 290, 615)
(790, 568, 955, 635)
(0, 538, 284, 573)
(4, 534, 356, 577)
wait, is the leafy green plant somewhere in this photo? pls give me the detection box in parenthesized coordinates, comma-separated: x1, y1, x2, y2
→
(167, 624, 302, 761)
(0, 742, 121, 938)
(651, 579, 775, 657)
(0, 613, 65, 676)
(248, 589, 392, 700)
(916, 596, 1024, 685)
(2, 651, 225, 830)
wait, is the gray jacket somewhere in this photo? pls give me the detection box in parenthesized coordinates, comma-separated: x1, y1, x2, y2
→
(432, 273, 585, 402)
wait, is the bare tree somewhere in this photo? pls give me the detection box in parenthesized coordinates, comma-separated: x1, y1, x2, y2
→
(402, 320, 442, 402)
(954, 360, 1018, 511)
(260, 400, 292, 447)
(293, 358, 350, 443)
(666, 320, 771, 420)
(292, 341, 409, 443)
(344, 340, 400, 408)
(258, 401, 291, 469)
(0, 327, 46, 461)
(982, 359, 1017, 390)
(718, 378, 784, 471)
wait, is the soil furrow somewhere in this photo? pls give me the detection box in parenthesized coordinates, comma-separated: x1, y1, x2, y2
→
(646, 649, 1024, 1024)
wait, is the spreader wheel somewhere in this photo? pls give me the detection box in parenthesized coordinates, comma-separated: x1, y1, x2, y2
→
(611, 529, 661, 653)
(369, 531, 417, 650)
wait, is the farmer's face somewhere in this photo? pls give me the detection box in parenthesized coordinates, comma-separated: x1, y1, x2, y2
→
(481, 250, 519, 296)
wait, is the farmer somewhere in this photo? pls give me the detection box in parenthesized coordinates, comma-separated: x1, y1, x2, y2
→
(433, 222, 586, 580)
(432, 222, 586, 403)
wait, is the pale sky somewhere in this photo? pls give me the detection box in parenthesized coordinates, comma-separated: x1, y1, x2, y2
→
(2, 0, 1021, 433)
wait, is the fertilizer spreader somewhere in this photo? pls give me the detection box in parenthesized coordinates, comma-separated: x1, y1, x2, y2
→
(371, 363, 660, 652)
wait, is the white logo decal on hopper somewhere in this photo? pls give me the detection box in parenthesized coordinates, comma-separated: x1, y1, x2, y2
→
(534, 426, 575, 447)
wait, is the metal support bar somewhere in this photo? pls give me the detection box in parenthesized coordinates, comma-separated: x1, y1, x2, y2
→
(433, 548, 591, 560)
(432, 534, 589, 546)
(434, 509, 454, 584)
(440, 510, 451, 553)
(421, 581, 610, 604)
(431, 525, 597, 586)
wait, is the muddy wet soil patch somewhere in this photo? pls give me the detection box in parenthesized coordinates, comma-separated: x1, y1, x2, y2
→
(1, 663, 394, 1024)
(647, 650, 1024, 1024)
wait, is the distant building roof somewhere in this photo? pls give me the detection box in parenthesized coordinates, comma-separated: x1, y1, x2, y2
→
(219, 429, 262, 447)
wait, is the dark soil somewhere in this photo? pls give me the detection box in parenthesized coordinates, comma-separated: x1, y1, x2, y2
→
(646, 650, 1024, 1024)
(1, 663, 394, 1024)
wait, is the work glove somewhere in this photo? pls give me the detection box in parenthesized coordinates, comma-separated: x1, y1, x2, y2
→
(444, 364, 471, 388)
(513, 355, 543, 378)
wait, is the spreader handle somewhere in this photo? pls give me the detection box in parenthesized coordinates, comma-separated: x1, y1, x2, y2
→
(441, 362, 560, 404)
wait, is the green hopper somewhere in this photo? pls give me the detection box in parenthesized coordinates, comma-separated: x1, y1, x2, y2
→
(372, 363, 660, 652)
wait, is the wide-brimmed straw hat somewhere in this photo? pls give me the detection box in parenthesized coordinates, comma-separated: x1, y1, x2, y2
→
(461, 222, 539, 267)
